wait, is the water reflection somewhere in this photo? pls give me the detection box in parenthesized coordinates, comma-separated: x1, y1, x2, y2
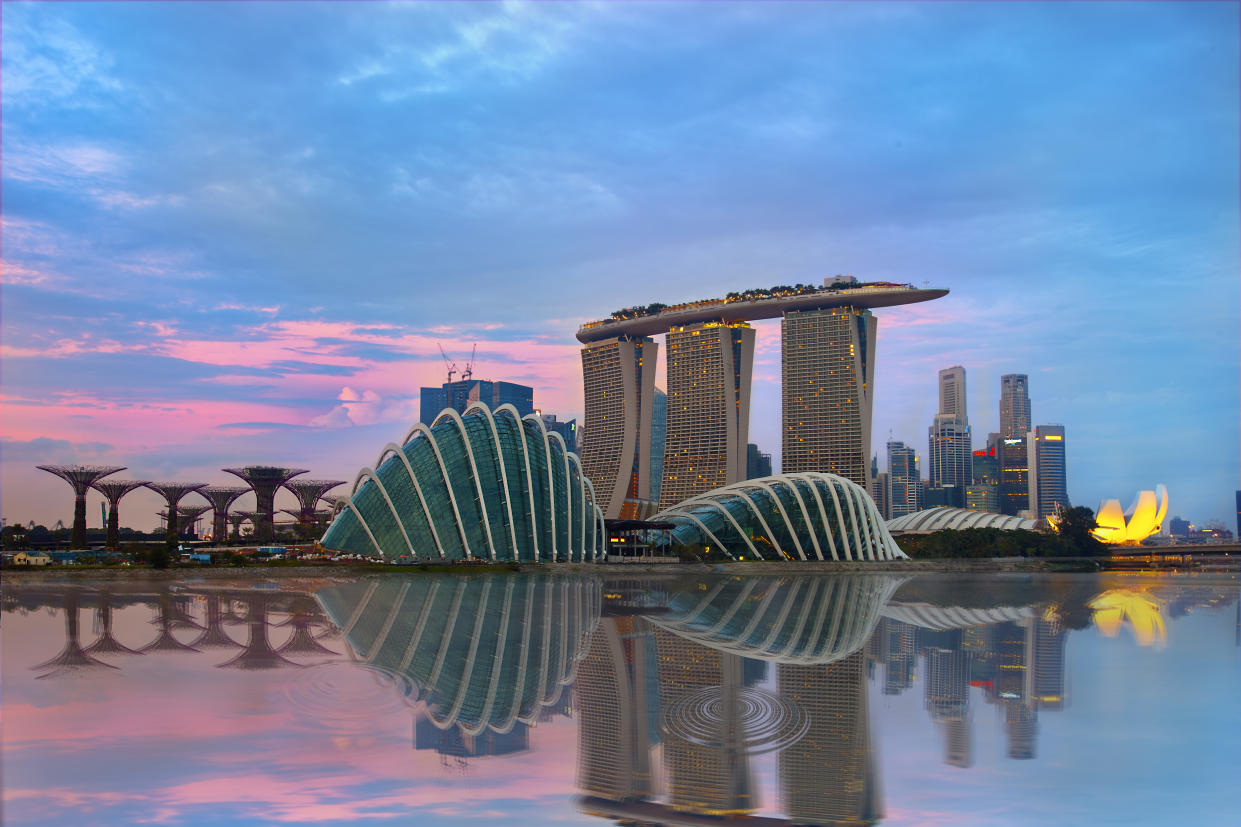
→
(2, 571, 1238, 826)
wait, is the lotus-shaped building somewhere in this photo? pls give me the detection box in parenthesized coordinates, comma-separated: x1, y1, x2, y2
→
(652, 472, 905, 561)
(1090, 485, 1168, 545)
(321, 402, 605, 561)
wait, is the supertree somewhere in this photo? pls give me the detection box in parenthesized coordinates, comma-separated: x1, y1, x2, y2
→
(143, 482, 207, 546)
(177, 504, 211, 539)
(84, 589, 142, 657)
(32, 588, 118, 677)
(90, 478, 149, 550)
(36, 465, 124, 548)
(217, 593, 301, 670)
(228, 512, 247, 540)
(191, 593, 243, 649)
(234, 510, 264, 541)
(223, 466, 308, 544)
(282, 479, 345, 523)
(199, 486, 251, 544)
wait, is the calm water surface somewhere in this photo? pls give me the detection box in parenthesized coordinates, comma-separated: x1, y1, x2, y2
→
(3, 570, 1238, 826)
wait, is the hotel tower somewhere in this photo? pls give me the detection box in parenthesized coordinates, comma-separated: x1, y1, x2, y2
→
(781, 307, 877, 487)
(659, 322, 755, 509)
(579, 335, 658, 519)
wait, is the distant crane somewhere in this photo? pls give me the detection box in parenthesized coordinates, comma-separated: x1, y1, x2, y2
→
(462, 343, 477, 382)
(437, 343, 459, 384)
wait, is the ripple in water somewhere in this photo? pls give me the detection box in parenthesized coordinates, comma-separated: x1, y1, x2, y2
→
(662, 685, 809, 754)
(285, 662, 419, 731)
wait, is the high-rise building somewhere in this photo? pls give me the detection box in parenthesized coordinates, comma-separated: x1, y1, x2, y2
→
(580, 336, 658, 519)
(575, 618, 653, 802)
(998, 436, 1029, 517)
(999, 374, 1031, 439)
(778, 653, 882, 824)
(928, 366, 972, 492)
(965, 484, 999, 513)
(660, 322, 755, 508)
(536, 412, 579, 452)
(972, 446, 999, 485)
(1027, 424, 1068, 519)
(887, 441, 922, 518)
(419, 379, 535, 424)
(649, 388, 666, 503)
(781, 306, 877, 487)
(746, 443, 772, 480)
(870, 455, 891, 519)
(653, 628, 755, 815)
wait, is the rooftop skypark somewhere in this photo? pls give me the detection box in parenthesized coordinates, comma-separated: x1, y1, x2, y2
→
(576, 279, 947, 343)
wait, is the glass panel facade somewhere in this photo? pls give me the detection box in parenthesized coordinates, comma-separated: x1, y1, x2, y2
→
(322, 404, 606, 562)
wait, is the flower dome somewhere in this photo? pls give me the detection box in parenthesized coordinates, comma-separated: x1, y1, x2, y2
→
(321, 402, 605, 562)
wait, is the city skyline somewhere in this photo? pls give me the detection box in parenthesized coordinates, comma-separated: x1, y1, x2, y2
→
(2, 2, 1237, 527)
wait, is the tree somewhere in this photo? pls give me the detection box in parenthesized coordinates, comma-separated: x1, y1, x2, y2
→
(1055, 506, 1105, 555)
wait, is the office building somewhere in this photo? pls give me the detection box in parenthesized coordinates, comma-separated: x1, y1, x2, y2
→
(999, 374, 1031, 439)
(887, 440, 922, 518)
(965, 483, 999, 513)
(998, 437, 1029, 517)
(660, 322, 755, 508)
(746, 443, 772, 480)
(580, 336, 658, 519)
(649, 388, 666, 503)
(1027, 424, 1068, 519)
(871, 455, 891, 519)
(419, 379, 535, 425)
(928, 366, 972, 494)
(536, 412, 578, 452)
(782, 306, 877, 487)
(973, 446, 999, 485)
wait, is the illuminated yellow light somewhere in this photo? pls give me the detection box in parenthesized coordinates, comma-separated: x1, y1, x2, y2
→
(1089, 589, 1166, 647)
(1087, 485, 1168, 545)
(1044, 434, 1062, 441)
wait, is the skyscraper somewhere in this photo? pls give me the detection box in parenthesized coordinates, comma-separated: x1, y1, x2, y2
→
(928, 366, 972, 490)
(649, 387, 666, 503)
(746, 443, 772, 480)
(781, 306, 877, 487)
(580, 336, 658, 519)
(998, 376, 1033, 517)
(999, 374, 1031, 439)
(660, 322, 755, 508)
(419, 378, 535, 424)
(778, 653, 882, 824)
(887, 440, 922, 518)
(1027, 424, 1068, 519)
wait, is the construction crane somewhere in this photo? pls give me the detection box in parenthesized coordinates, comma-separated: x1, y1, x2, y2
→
(462, 343, 477, 382)
(437, 343, 459, 384)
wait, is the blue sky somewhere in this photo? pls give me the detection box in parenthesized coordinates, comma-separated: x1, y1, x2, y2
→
(2, 1, 1238, 527)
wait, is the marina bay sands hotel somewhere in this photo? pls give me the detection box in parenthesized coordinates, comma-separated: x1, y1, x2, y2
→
(577, 278, 947, 520)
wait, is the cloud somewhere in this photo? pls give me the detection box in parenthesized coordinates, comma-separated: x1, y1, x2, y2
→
(1, 436, 115, 462)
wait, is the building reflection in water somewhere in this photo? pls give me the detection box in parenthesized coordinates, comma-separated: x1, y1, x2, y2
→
(4, 572, 1238, 824)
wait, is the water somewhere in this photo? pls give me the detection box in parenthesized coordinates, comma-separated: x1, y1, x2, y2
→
(3, 570, 1238, 826)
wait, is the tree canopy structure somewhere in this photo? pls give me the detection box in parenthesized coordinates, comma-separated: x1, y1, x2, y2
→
(143, 482, 207, 546)
(90, 478, 149, 549)
(223, 466, 308, 544)
(200, 486, 251, 544)
(36, 465, 124, 549)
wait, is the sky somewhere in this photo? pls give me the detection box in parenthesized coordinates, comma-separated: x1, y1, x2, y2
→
(2, 1, 1238, 529)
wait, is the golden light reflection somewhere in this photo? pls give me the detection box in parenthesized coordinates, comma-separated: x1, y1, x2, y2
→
(1089, 589, 1167, 648)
